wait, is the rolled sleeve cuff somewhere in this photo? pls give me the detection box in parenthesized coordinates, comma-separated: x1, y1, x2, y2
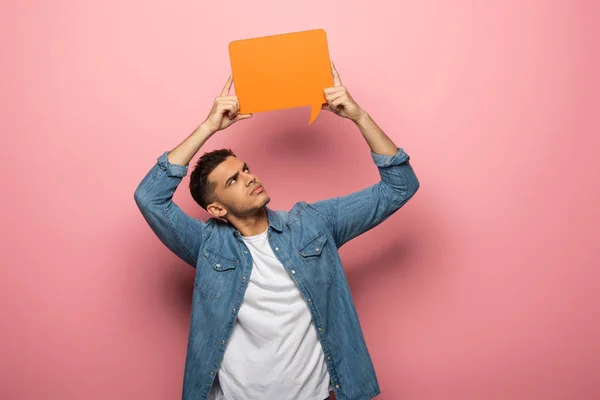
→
(371, 147, 410, 167)
(157, 151, 189, 178)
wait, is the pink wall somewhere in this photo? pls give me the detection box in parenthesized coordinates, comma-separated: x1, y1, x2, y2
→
(2, 0, 599, 399)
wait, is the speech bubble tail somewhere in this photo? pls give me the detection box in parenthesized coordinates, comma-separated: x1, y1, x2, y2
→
(308, 104, 322, 125)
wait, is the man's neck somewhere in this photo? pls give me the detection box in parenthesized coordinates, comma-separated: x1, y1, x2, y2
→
(228, 207, 269, 237)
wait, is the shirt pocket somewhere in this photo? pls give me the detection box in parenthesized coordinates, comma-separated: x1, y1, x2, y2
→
(194, 248, 239, 300)
(298, 231, 333, 286)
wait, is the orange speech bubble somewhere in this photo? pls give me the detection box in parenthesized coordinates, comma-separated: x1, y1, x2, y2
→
(229, 29, 333, 125)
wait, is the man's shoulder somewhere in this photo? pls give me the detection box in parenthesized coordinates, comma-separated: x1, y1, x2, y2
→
(284, 201, 328, 225)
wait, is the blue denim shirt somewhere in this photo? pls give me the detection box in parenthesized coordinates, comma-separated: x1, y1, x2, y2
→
(134, 148, 419, 400)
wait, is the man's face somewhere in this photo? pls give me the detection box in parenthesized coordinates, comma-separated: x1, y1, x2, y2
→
(207, 156, 270, 217)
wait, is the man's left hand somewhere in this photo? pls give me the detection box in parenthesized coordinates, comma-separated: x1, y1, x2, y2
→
(322, 61, 367, 123)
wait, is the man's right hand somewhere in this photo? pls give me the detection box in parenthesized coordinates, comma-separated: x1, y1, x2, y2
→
(201, 74, 252, 135)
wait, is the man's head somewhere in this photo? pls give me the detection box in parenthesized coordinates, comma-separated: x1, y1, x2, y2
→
(189, 149, 270, 219)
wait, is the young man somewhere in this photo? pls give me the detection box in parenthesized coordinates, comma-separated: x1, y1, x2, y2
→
(134, 63, 420, 400)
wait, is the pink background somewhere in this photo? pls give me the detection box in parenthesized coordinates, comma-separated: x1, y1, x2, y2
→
(1, 0, 599, 399)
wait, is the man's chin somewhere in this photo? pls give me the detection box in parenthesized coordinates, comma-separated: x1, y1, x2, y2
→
(260, 195, 271, 206)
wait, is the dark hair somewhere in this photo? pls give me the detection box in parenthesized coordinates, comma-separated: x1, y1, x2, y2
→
(189, 149, 236, 210)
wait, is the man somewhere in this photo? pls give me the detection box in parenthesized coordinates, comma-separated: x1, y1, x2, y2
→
(134, 62, 420, 400)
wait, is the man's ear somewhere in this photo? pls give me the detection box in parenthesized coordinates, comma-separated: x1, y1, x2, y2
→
(207, 202, 227, 219)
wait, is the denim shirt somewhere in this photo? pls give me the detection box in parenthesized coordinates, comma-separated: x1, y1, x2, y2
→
(134, 148, 419, 400)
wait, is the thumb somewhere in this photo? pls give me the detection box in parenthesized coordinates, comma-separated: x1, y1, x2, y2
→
(233, 113, 253, 122)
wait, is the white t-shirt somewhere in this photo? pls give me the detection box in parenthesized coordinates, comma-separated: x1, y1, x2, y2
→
(208, 228, 332, 400)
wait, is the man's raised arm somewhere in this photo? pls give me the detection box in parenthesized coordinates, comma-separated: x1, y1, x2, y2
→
(133, 75, 252, 267)
(307, 62, 420, 248)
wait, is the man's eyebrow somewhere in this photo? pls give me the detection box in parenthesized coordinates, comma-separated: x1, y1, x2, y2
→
(225, 163, 248, 186)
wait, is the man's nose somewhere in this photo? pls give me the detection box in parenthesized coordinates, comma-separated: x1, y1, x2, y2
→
(244, 173, 256, 185)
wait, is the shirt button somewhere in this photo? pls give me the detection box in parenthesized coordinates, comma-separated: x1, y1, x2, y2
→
(316, 248, 320, 251)
(221, 340, 225, 345)
(210, 371, 214, 375)
(307, 298, 312, 302)
(244, 250, 248, 254)
(336, 384, 340, 389)
(242, 276, 247, 281)
(327, 356, 331, 360)
(318, 327, 322, 332)
(291, 270, 296, 274)
(232, 308, 236, 313)
(275, 247, 279, 251)
(216, 264, 220, 267)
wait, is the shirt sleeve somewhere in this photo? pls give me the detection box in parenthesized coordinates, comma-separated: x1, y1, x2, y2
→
(305, 148, 420, 248)
(134, 151, 205, 267)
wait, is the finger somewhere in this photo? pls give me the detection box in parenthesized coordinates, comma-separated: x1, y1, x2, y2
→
(219, 103, 236, 118)
(216, 95, 238, 102)
(220, 74, 233, 96)
(229, 104, 240, 119)
(331, 61, 342, 86)
(217, 98, 240, 115)
(331, 97, 346, 107)
(326, 92, 345, 103)
(233, 113, 253, 122)
(321, 104, 332, 112)
(324, 86, 345, 95)
(325, 97, 336, 110)
(217, 101, 238, 115)
(223, 100, 239, 116)
(216, 99, 237, 106)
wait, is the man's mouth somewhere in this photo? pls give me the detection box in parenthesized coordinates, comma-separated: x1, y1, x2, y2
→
(250, 184, 263, 195)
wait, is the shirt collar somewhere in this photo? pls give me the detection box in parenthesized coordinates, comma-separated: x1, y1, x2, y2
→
(232, 205, 283, 237)
(265, 206, 283, 232)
